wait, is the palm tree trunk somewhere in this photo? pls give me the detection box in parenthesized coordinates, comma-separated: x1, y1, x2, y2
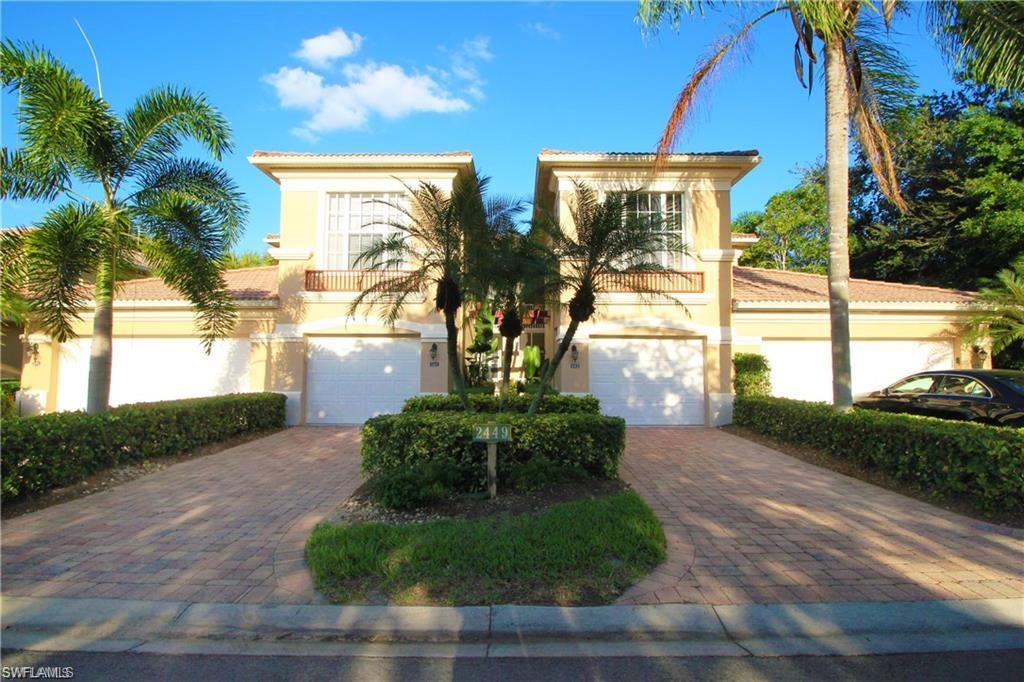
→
(498, 333, 515, 412)
(444, 307, 471, 411)
(527, 318, 580, 416)
(825, 38, 853, 410)
(86, 261, 114, 414)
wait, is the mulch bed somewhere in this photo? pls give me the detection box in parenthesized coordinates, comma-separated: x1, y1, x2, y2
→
(722, 424, 1024, 529)
(2, 428, 284, 519)
(326, 477, 631, 526)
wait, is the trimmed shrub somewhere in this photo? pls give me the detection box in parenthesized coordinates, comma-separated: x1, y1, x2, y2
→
(733, 396, 1024, 512)
(362, 412, 625, 501)
(1, 393, 286, 502)
(366, 461, 462, 511)
(403, 393, 600, 414)
(733, 353, 771, 397)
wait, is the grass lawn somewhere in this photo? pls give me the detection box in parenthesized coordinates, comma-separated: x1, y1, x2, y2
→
(306, 490, 665, 605)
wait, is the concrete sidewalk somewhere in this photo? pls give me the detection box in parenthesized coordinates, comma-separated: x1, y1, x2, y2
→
(2, 596, 1021, 659)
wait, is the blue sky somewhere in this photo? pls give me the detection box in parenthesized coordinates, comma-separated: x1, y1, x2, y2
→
(3, 1, 958, 253)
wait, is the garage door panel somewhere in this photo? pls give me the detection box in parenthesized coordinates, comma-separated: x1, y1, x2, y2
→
(590, 338, 705, 425)
(57, 338, 251, 412)
(763, 339, 955, 402)
(306, 337, 419, 424)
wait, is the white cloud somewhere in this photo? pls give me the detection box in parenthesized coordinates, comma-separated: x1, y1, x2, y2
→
(447, 36, 493, 101)
(294, 28, 363, 69)
(264, 62, 469, 139)
(525, 22, 560, 40)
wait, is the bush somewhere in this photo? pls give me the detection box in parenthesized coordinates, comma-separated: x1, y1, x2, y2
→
(361, 412, 625, 502)
(366, 461, 462, 510)
(403, 393, 599, 414)
(1, 393, 287, 502)
(733, 353, 771, 396)
(733, 396, 1024, 512)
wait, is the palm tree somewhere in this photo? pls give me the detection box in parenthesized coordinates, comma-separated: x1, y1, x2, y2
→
(527, 182, 687, 416)
(347, 172, 524, 411)
(638, 0, 913, 410)
(928, 1, 1024, 92)
(1, 41, 246, 414)
(967, 259, 1024, 360)
(487, 229, 560, 410)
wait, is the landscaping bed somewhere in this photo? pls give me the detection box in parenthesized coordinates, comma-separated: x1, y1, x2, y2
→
(307, 489, 665, 606)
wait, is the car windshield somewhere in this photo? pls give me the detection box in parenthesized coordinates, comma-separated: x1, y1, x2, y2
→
(888, 375, 936, 394)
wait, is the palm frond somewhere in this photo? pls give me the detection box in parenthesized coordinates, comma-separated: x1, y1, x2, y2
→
(967, 259, 1024, 354)
(929, 0, 1024, 92)
(0, 147, 67, 201)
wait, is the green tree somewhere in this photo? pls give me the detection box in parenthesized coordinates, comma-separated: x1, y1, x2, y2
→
(223, 250, 274, 269)
(348, 173, 523, 411)
(0, 41, 246, 413)
(736, 165, 829, 273)
(527, 183, 686, 416)
(852, 88, 1024, 290)
(966, 259, 1024, 368)
(638, 0, 913, 410)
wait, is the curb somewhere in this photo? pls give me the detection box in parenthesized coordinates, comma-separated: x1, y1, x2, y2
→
(2, 596, 1022, 658)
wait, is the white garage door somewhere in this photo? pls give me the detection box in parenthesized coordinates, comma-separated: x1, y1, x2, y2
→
(763, 339, 955, 402)
(306, 337, 420, 424)
(57, 338, 251, 412)
(590, 337, 705, 425)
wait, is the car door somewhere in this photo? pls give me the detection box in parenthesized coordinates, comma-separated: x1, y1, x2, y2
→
(926, 375, 994, 423)
(878, 374, 940, 416)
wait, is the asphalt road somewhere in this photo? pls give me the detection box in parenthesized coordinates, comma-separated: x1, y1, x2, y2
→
(2, 649, 1022, 681)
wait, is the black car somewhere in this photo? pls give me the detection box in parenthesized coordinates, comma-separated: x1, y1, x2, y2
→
(854, 369, 1024, 428)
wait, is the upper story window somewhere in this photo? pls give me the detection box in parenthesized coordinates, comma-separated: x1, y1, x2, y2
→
(622, 192, 690, 270)
(323, 192, 407, 270)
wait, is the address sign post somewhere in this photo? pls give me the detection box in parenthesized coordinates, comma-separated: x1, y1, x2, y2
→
(472, 422, 511, 499)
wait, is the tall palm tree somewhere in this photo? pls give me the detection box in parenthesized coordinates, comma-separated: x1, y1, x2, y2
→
(928, 1, 1024, 92)
(638, 0, 913, 410)
(527, 182, 687, 416)
(967, 258, 1024, 359)
(347, 172, 524, 411)
(1, 41, 246, 414)
(487, 228, 560, 411)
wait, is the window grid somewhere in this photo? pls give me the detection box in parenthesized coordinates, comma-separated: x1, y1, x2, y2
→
(623, 193, 689, 269)
(324, 192, 407, 270)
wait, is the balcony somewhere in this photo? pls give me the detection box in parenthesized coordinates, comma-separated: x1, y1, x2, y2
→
(599, 271, 704, 294)
(304, 269, 413, 292)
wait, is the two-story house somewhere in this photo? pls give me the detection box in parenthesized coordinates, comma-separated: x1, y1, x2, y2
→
(16, 149, 980, 425)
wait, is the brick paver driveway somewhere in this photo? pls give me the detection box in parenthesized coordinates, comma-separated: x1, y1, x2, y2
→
(2, 427, 360, 605)
(619, 428, 1024, 605)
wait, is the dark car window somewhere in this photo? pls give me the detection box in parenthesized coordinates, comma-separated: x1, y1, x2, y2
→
(888, 375, 937, 395)
(938, 375, 991, 398)
(998, 375, 1024, 396)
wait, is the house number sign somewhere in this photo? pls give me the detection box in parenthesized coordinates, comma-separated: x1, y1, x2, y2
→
(473, 423, 510, 499)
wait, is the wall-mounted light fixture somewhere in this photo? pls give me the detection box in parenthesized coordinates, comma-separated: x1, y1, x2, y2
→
(28, 342, 40, 366)
(429, 342, 438, 362)
(570, 344, 579, 364)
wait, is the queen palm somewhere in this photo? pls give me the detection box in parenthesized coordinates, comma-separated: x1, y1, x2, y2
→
(347, 172, 524, 411)
(1, 41, 246, 414)
(527, 182, 686, 416)
(967, 259, 1024, 360)
(638, 0, 914, 410)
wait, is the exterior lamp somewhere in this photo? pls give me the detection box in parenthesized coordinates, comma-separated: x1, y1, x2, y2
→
(570, 345, 579, 364)
(28, 342, 40, 366)
(429, 342, 438, 362)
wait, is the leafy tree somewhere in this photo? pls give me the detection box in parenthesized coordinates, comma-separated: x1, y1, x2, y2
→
(527, 183, 685, 416)
(1, 41, 246, 413)
(223, 250, 274, 269)
(966, 258, 1024, 369)
(852, 88, 1024, 290)
(348, 172, 523, 411)
(735, 165, 829, 273)
(638, 0, 914, 410)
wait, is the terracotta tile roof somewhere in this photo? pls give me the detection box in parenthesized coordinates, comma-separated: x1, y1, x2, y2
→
(733, 267, 975, 305)
(250, 150, 471, 158)
(115, 266, 278, 302)
(540, 148, 760, 157)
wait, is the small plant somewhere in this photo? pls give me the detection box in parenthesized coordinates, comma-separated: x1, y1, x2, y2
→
(466, 305, 499, 388)
(522, 345, 543, 383)
(733, 352, 771, 396)
(508, 457, 588, 492)
(367, 461, 463, 510)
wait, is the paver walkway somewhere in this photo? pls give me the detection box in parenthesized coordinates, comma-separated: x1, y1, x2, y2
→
(2, 428, 360, 605)
(618, 428, 1024, 605)
(3, 425, 1022, 608)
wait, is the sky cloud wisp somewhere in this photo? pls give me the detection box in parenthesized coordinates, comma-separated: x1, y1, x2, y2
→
(294, 28, 363, 69)
(267, 29, 488, 139)
(525, 22, 560, 40)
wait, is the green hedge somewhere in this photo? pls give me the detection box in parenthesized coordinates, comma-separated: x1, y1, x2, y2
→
(362, 412, 625, 495)
(733, 353, 771, 397)
(733, 396, 1024, 512)
(1, 393, 287, 502)
(403, 393, 600, 414)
